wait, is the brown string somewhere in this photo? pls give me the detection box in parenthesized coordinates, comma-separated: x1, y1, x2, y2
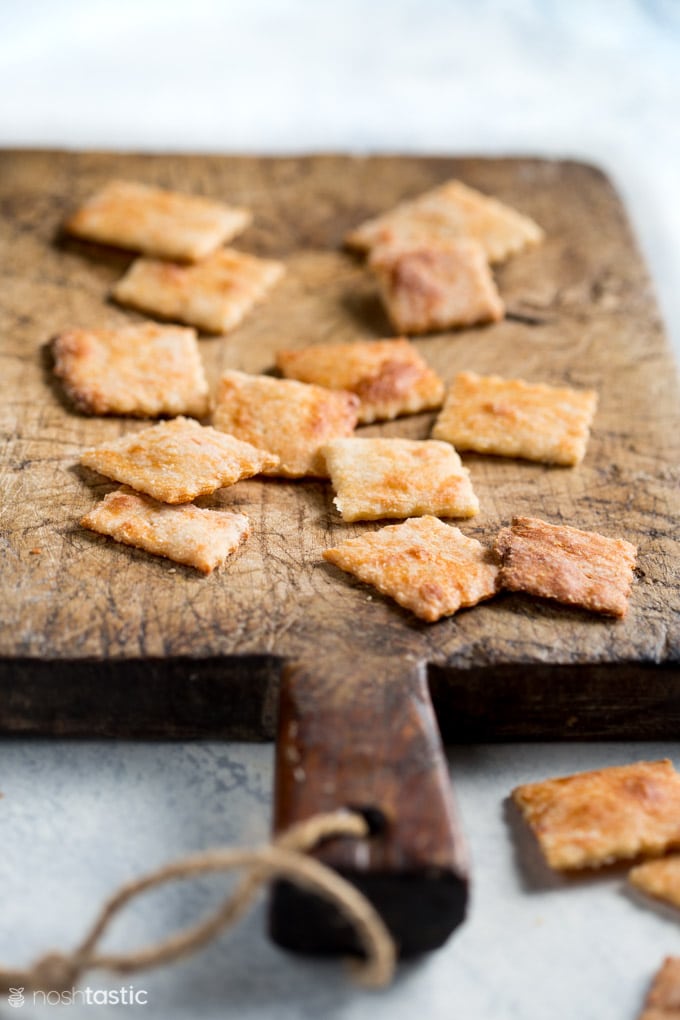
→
(0, 811, 396, 993)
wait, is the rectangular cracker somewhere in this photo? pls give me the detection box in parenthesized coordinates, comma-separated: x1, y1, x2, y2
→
(629, 855, 680, 911)
(213, 370, 359, 478)
(64, 179, 252, 261)
(82, 487, 250, 574)
(80, 416, 278, 503)
(370, 240, 504, 334)
(112, 248, 285, 334)
(53, 322, 209, 418)
(346, 178, 544, 263)
(432, 371, 598, 465)
(513, 760, 680, 871)
(322, 437, 479, 522)
(638, 958, 680, 1020)
(276, 338, 444, 424)
(324, 515, 499, 622)
(495, 515, 637, 617)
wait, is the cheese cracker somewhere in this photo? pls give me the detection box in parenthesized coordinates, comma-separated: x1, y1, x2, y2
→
(432, 371, 598, 465)
(80, 416, 278, 503)
(513, 760, 680, 871)
(323, 515, 499, 622)
(322, 437, 479, 522)
(638, 958, 680, 1020)
(370, 240, 504, 334)
(53, 323, 209, 418)
(629, 855, 680, 912)
(495, 516, 637, 617)
(346, 178, 544, 263)
(64, 179, 251, 261)
(82, 487, 250, 574)
(213, 370, 359, 478)
(276, 338, 444, 424)
(112, 248, 284, 334)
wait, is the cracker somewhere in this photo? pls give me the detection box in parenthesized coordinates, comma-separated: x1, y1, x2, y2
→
(81, 487, 250, 574)
(638, 958, 680, 1020)
(513, 760, 680, 871)
(495, 515, 637, 617)
(112, 248, 285, 334)
(80, 416, 278, 503)
(323, 515, 498, 622)
(52, 323, 209, 418)
(276, 338, 444, 424)
(630, 855, 680, 911)
(432, 371, 598, 465)
(370, 240, 504, 334)
(346, 178, 544, 262)
(64, 179, 251, 261)
(213, 371, 359, 478)
(322, 437, 479, 522)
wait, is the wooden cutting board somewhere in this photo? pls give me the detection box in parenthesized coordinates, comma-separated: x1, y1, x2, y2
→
(1, 150, 678, 740)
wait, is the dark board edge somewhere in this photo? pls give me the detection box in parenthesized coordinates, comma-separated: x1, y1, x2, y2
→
(1, 656, 678, 741)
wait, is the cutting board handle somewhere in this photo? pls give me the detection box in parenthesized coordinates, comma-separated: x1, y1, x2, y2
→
(268, 656, 469, 957)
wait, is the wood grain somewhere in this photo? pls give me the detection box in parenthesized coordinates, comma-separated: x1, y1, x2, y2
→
(0, 150, 678, 737)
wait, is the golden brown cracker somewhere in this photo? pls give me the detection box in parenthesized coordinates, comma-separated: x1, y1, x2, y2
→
(64, 179, 251, 261)
(53, 322, 209, 418)
(322, 437, 479, 522)
(495, 515, 637, 617)
(81, 487, 250, 574)
(112, 248, 284, 334)
(432, 371, 598, 465)
(638, 958, 680, 1019)
(370, 240, 504, 334)
(213, 370, 359, 478)
(80, 416, 278, 503)
(346, 178, 544, 262)
(513, 760, 680, 871)
(323, 515, 499, 622)
(276, 338, 444, 423)
(630, 855, 680, 911)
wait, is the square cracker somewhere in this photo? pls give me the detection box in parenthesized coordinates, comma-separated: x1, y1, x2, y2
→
(370, 240, 504, 334)
(213, 370, 359, 478)
(322, 437, 479, 522)
(629, 855, 680, 911)
(512, 759, 680, 871)
(495, 515, 637, 617)
(112, 248, 285, 334)
(53, 322, 209, 418)
(81, 487, 250, 574)
(638, 958, 680, 1020)
(80, 416, 278, 504)
(323, 515, 499, 622)
(64, 179, 251, 261)
(346, 178, 544, 263)
(276, 338, 444, 424)
(432, 371, 598, 466)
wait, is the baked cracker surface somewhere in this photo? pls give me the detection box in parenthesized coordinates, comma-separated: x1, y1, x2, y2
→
(323, 437, 479, 522)
(276, 338, 444, 424)
(513, 759, 680, 871)
(630, 855, 680, 911)
(346, 178, 544, 262)
(638, 958, 680, 1020)
(213, 370, 359, 478)
(495, 515, 637, 617)
(81, 487, 250, 574)
(432, 371, 598, 465)
(53, 322, 209, 418)
(80, 416, 278, 503)
(112, 248, 284, 334)
(323, 515, 498, 622)
(64, 179, 251, 261)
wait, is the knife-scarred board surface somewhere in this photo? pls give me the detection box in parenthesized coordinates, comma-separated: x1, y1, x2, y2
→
(0, 151, 678, 738)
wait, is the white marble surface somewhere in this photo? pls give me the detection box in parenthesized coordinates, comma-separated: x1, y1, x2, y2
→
(1, 2, 679, 1018)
